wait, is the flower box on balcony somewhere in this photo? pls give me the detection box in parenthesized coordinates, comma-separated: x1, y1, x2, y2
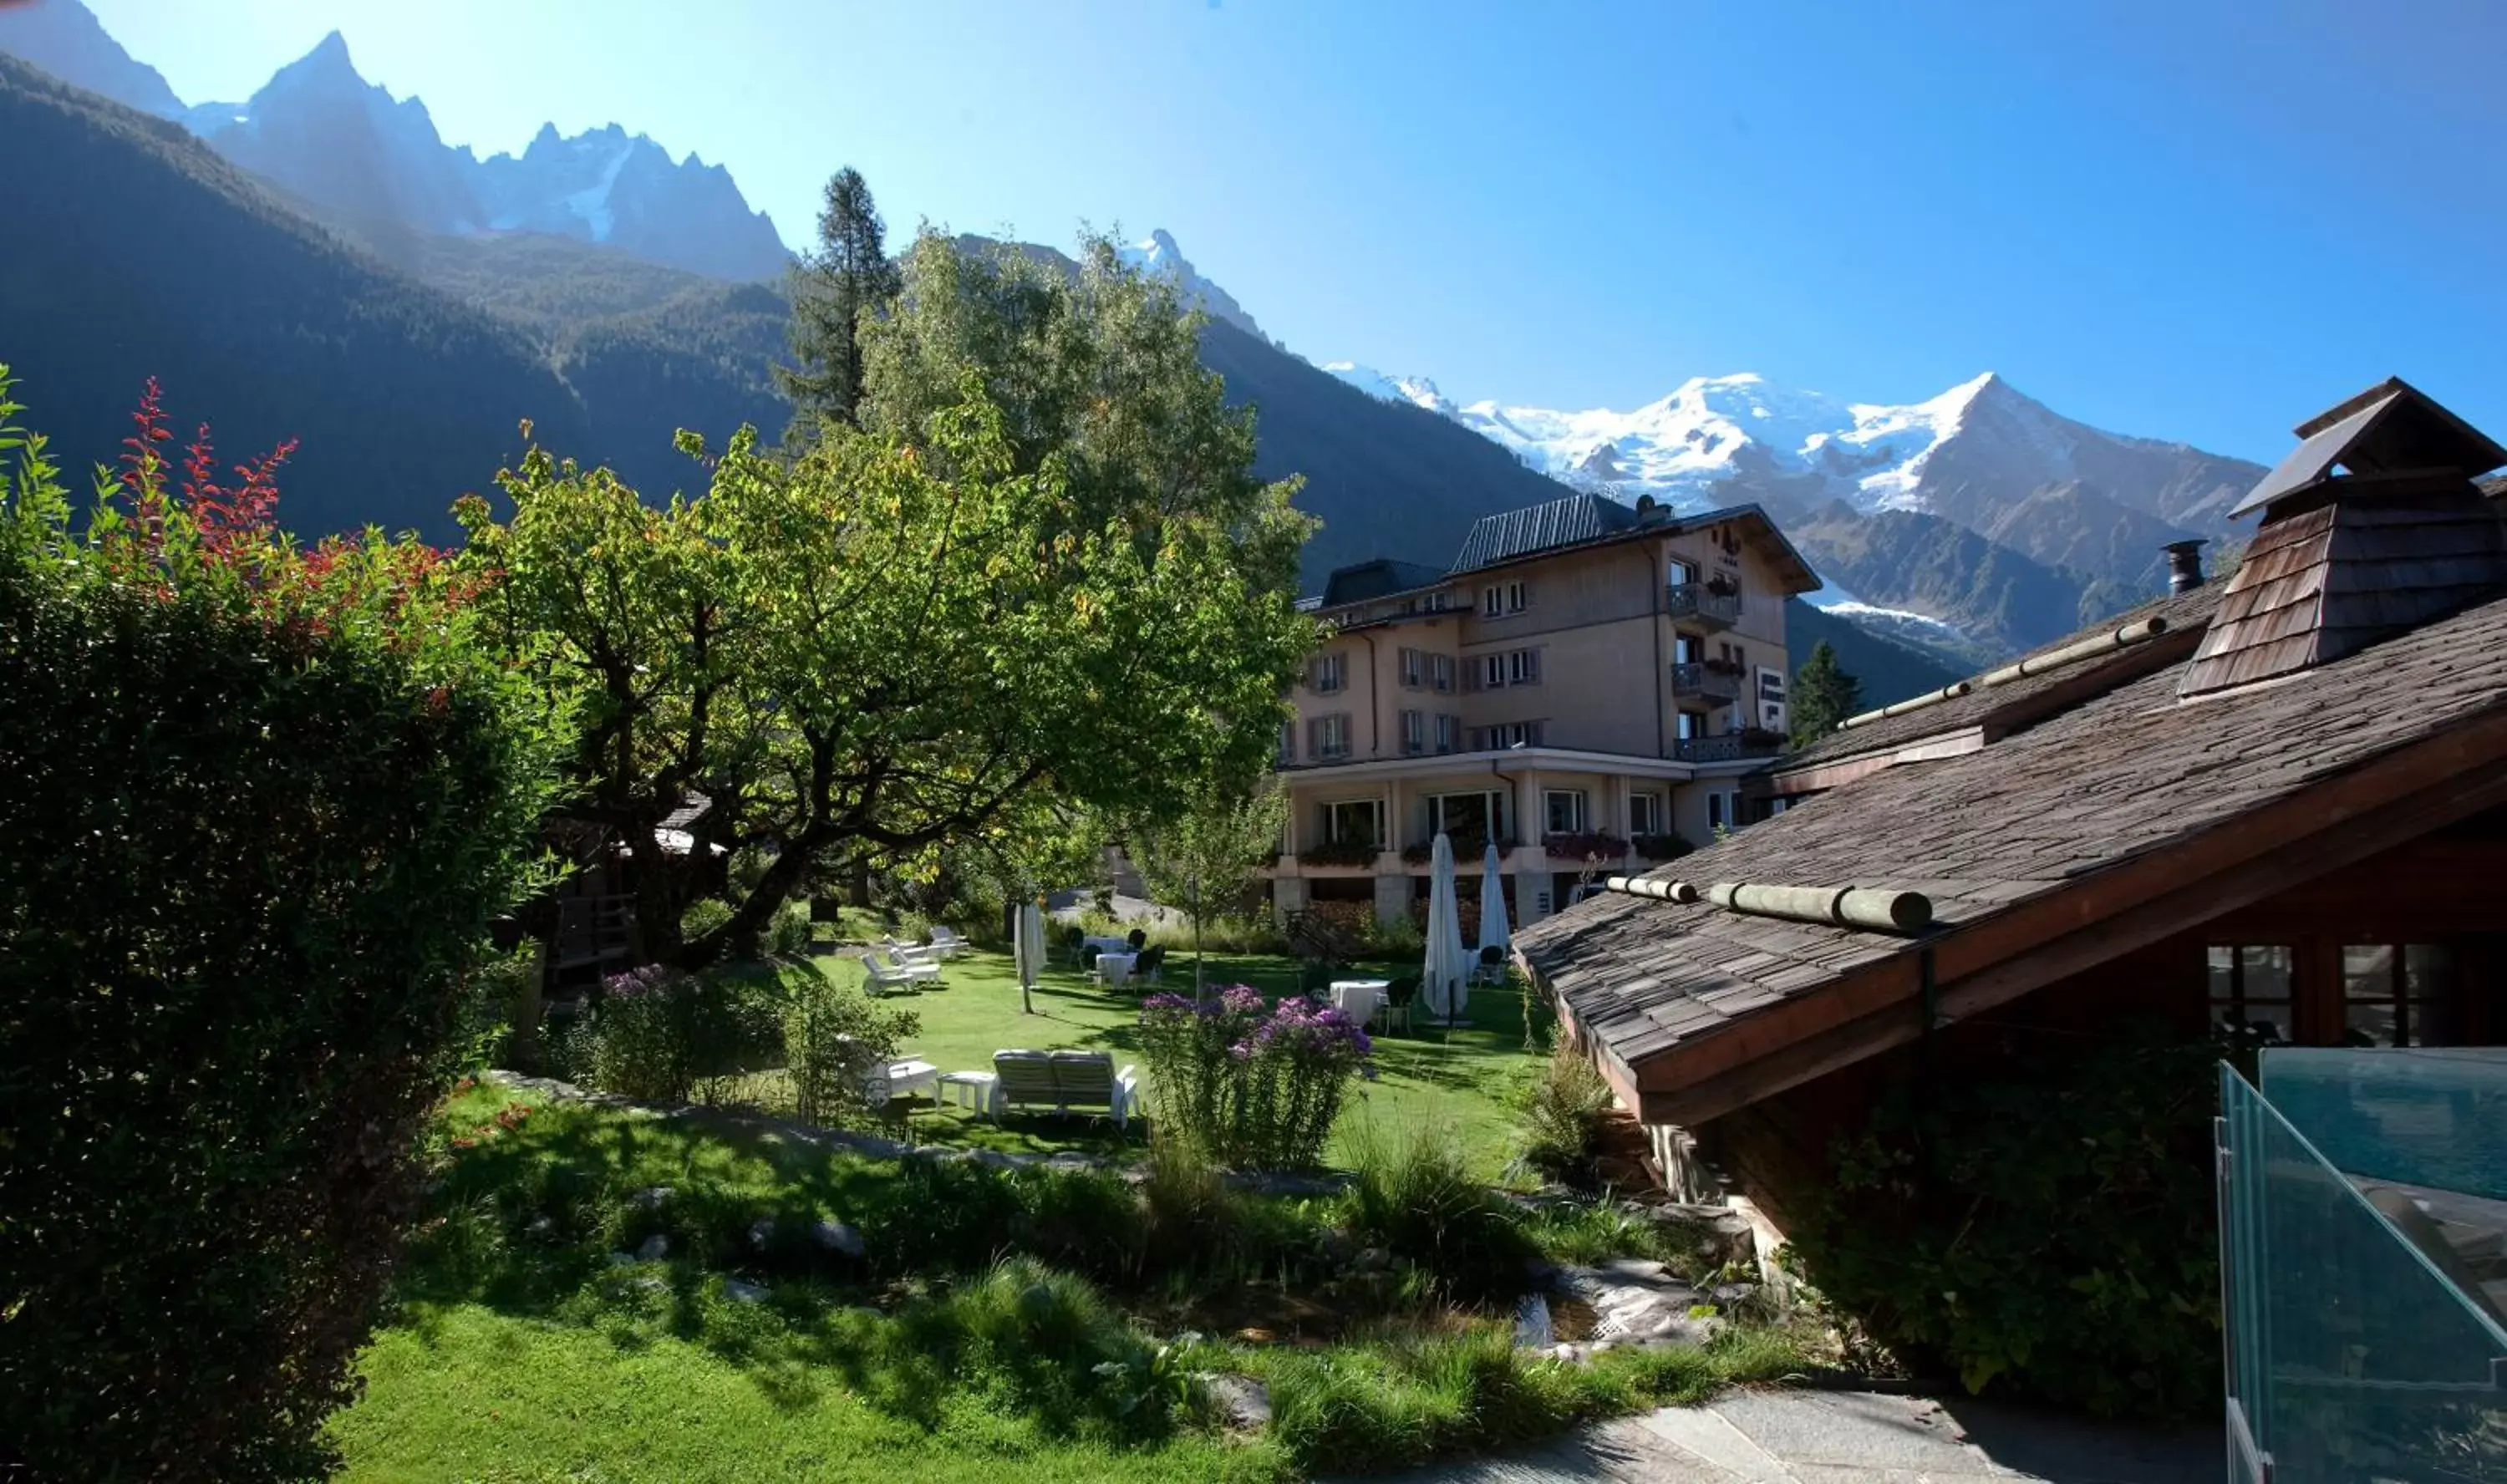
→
(1401, 832, 1517, 865)
(1298, 839, 1380, 868)
(1631, 831, 1693, 861)
(1543, 831, 1629, 861)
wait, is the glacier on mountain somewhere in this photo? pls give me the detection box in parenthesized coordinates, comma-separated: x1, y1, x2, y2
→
(1321, 367, 2022, 522)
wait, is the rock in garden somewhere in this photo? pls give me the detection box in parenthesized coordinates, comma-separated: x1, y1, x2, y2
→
(526, 1214, 554, 1238)
(635, 1233, 669, 1262)
(1711, 1281, 1760, 1309)
(1195, 1372, 1271, 1430)
(608, 1251, 636, 1267)
(1602, 1257, 1668, 1282)
(630, 1186, 674, 1211)
(749, 1216, 777, 1251)
(722, 1278, 769, 1304)
(812, 1219, 865, 1258)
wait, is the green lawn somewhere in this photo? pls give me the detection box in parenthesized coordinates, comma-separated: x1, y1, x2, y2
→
(816, 947, 1548, 1176)
(328, 1084, 1809, 1483)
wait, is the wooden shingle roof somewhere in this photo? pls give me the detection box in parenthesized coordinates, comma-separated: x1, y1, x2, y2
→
(1519, 587, 2507, 1111)
(1778, 580, 2226, 775)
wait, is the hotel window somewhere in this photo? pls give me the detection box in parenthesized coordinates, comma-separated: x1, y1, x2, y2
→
(1507, 648, 1542, 685)
(1481, 653, 1507, 690)
(1629, 791, 1665, 836)
(1705, 789, 1744, 833)
(1480, 581, 1528, 617)
(2208, 946, 2295, 1047)
(1475, 719, 1545, 750)
(1427, 789, 1508, 841)
(1543, 789, 1588, 835)
(1667, 557, 1699, 587)
(1309, 652, 1345, 694)
(2342, 943, 2457, 1047)
(1674, 633, 1704, 664)
(1400, 709, 1427, 755)
(1676, 710, 1707, 740)
(1399, 648, 1425, 689)
(1431, 653, 1455, 692)
(1321, 799, 1384, 847)
(1275, 719, 1295, 765)
(1309, 713, 1352, 761)
(1435, 713, 1462, 754)
(1426, 590, 1452, 612)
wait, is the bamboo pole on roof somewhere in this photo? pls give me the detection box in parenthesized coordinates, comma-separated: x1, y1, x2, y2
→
(1599, 875, 1699, 904)
(1704, 882, 1933, 933)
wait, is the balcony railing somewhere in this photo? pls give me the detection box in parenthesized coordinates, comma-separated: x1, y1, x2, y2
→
(1675, 730, 1785, 764)
(1671, 661, 1742, 703)
(1665, 583, 1742, 629)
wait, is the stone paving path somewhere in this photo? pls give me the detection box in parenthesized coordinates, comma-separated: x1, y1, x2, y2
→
(1334, 1389, 2220, 1484)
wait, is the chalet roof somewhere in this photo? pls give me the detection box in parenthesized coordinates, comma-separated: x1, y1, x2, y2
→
(1777, 580, 2226, 776)
(1518, 585, 2507, 1113)
(1318, 558, 1451, 609)
(1449, 492, 1636, 572)
(2232, 378, 2507, 519)
(1446, 494, 1823, 594)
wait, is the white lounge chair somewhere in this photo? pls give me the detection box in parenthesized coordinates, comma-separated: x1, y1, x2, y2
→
(989, 1049, 1139, 1129)
(862, 950, 940, 994)
(926, 925, 971, 958)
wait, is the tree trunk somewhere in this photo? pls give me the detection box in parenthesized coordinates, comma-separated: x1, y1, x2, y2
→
(846, 856, 871, 908)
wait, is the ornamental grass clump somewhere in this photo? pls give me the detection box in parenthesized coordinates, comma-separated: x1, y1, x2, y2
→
(1137, 987, 1375, 1170)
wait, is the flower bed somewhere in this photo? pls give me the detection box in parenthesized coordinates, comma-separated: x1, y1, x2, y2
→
(1541, 831, 1628, 862)
(1138, 987, 1376, 1170)
(1298, 838, 1381, 868)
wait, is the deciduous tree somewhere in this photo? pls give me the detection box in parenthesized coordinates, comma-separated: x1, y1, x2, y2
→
(462, 360, 1314, 968)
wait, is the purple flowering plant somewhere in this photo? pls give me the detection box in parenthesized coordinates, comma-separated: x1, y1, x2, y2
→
(1138, 985, 1377, 1169)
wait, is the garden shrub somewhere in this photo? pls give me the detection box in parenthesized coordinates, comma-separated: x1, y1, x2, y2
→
(1137, 987, 1375, 1169)
(679, 896, 736, 945)
(769, 896, 815, 958)
(781, 963, 919, 1126)
(1521, 1042, 1616, 1182)
(572, 964, 785, 1104)
(0, 377, 559, 1481)
(1340, 1122, 1538, 1304)
(1786, 1024, 2222, 1416)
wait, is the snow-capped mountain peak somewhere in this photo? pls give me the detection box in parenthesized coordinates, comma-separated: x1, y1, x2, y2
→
(1116, 230, 1264, 339)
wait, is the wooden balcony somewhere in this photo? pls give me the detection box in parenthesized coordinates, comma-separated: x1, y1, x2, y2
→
(1676, 730, 1785, 764)
(1665, 583, 1742, 631)
(1671, 661, 1742, 703)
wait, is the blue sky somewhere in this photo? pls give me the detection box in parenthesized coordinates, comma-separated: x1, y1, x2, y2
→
(88, 0, 2507, 460)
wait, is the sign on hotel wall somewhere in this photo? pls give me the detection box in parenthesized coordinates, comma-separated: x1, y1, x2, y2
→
(1756, 666, 1787, 733)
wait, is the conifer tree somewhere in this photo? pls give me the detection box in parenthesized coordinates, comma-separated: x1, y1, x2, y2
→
(1790, 640, 1864, 747)
(777, 167, 900, 441)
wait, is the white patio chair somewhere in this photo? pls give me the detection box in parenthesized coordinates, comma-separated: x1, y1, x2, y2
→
(862, 950, 939, 994)
(926, 925, 971, 958)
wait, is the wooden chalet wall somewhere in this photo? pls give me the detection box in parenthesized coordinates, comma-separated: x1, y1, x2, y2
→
(1681, 810, 2507, 1238)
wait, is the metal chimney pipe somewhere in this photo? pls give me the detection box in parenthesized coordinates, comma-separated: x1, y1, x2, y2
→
(2163, 539, 2206, 594)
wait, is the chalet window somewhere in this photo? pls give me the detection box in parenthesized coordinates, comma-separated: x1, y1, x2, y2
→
(1543, 790, 1588, 835)
(1309, 713, 1352, 761)
(1321, 799, 1383, 848)
(1667, 558, 1699, 587)
(1399, 648, 1425, 689)
(1629, 791, 1665, 836)
(2208, 945, 2295, 1046)
(1310, 652, 1345, 694)
(1426, 590, 1451, 612)
(2342, 943, 2457, 1047)
(1276, 719, 1295, 765)
(1507, 580, 1528, 613)
(1431, 653, 1455, 692)
(1508, 648, 1542, 686)
(1676, 710, 1707, 740)
(1674, 633, 1704, 665)
(1435, 713, 1461, 754)
(1706, 790, 1743, 833)
(1482, 654, 1508, 690)
(1400, 709, 1427, 755)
